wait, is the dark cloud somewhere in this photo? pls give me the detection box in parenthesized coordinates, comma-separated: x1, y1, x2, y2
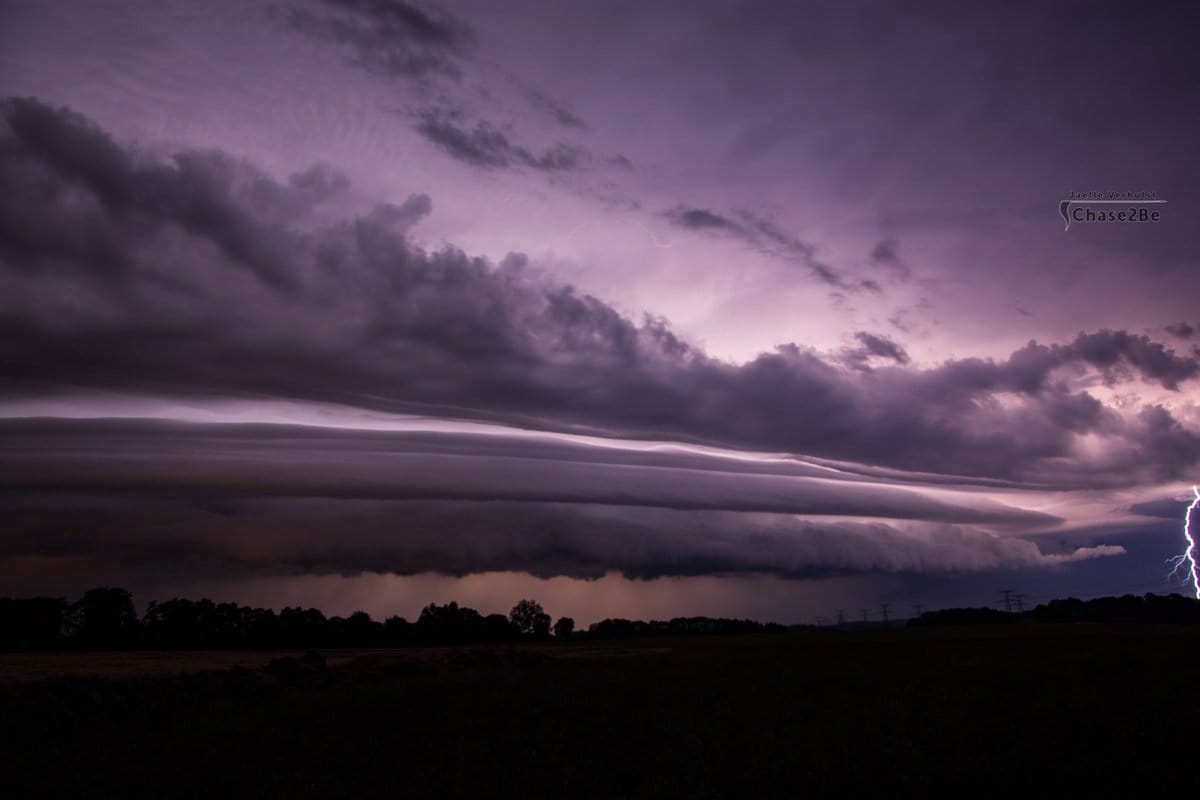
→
(364, 191, 433, 230)
(0, 418, 1054, 525)
(668, 207, 739, 231)
(666, 206, 878, 292)
(283, 1, 595, 176)
(2, 99, 1197, 488)
(414, 109, 584, 171)
(1062, 329, 1199, 391)
(1129, 494, 1196, 520)
(0, 490, 1108, 583)
(870, 239, 898, 264)
(1166, 322, 1195, 339)
(0, 416, 1091, 583)
(0, 97, 312, 290)
(869, 237, 911, 280)
(326, 0, 462, 44)
(851, 331, 910, 365)
(282, 0, 470, 82)
(287, 162, 352, 200)
(523, 87, 588, 130)
(735, 210, 860, 289)
(924, 333, 1199, 395)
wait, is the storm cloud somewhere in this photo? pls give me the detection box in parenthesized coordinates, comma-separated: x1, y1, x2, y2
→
(1, 1, 1197, 612)
(0, 411, 1109, 582)
(0, 492, 1120, 583)
(0, 418, 1058, 525)
(283, 0, 595, 174)
(851, 332, 910, 366)
(414, 109, 584, 171)
(2, 98, 1198, 492)
(1165, 322, 1195, 339)
(666, 206, 877, 292)
(282, 0, 471, 82)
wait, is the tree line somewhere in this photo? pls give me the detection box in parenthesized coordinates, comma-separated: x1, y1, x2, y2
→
(0, 587, 785, 651)
(908, 592, 1200, 627)
(10, 587, 1188, 650)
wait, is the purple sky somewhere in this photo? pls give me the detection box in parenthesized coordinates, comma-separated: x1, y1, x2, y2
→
(0, 0, 1197, 623)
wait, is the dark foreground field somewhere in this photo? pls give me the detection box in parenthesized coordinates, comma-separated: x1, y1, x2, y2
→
(3, 625, 1197, 797)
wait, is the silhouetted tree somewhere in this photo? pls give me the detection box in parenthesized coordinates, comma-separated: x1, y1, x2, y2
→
(144, 598, 219, 648)
(278, 606, 327, 647)
(384, 615, 413, 645)
(509, 599, 551, 639)
(326, 610, 383, 647)
(23, 586, 1200, 652)
(553, 616, 575, 640)
(907, 607, 1017, 627)
(418, 602, 513, 644)
(0, 597, 67, 650)
(1028, 593, 1200, 625)
(67, 587, 139, 648)
(482, 613, 520, 643)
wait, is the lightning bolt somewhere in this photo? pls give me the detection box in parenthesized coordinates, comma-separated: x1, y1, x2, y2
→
(1167, 486, 1200, 599)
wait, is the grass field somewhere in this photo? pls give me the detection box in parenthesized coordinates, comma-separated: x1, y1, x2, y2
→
(2, 625, 1197, 797)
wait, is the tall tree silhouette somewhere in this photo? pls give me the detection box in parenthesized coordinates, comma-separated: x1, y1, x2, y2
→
(66, 587, 139, 648)
(553, 616, 575, 640)
(509, 599, 550, 639)
(0, 597, 67, 650)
